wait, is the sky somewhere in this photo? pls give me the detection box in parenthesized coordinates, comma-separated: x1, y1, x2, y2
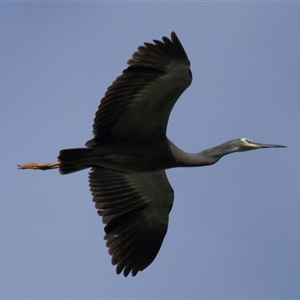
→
(1, 2, 300, 299)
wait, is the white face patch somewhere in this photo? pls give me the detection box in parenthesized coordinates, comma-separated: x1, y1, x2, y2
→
(241, 138, 254, 144)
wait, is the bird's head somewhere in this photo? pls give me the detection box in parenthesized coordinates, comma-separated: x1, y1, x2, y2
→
(238, 138, 286, 152)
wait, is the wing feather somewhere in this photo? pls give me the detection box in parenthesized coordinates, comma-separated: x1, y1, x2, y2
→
(88, 32, 192, 146)
(89, 167, 174, 276)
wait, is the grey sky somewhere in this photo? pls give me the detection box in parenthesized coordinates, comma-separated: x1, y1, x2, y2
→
(1, 3, 299, 298)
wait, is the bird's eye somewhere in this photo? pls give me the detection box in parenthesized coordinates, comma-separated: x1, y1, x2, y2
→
(242, 138, 253, 144)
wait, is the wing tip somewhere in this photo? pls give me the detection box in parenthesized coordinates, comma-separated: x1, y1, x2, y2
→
(127, 31, 190, 68)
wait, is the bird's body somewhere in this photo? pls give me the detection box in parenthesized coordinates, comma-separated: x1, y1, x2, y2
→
(18, 32, 286, 277)
(59, 139, 178, 174)
(58, 138, 227, 174)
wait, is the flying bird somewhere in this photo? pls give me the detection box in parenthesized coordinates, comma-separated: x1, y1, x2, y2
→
(18, 32, 286, 277)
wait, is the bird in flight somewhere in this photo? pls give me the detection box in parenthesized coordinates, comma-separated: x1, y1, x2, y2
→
(19, 32, 286, 277)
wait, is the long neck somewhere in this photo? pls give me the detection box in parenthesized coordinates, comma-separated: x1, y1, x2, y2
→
(170, 140, 238, 167)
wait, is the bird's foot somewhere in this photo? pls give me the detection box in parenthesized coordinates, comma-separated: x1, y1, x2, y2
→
(18, 161, 60, 170)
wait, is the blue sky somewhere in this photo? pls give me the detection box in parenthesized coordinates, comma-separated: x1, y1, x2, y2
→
(1, 2, 300, 299)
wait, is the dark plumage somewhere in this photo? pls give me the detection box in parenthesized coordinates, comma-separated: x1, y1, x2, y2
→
(18, 32, 285, 276)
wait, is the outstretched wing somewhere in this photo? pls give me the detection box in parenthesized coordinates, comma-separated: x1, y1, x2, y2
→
(89, 167, 174, 276)
(87, 32, 192, 146)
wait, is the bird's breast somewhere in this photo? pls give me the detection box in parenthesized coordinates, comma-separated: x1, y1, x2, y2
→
(87, 140, 177, 173)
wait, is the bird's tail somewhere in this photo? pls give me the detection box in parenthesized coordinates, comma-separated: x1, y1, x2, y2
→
(58, 148, 93, 175)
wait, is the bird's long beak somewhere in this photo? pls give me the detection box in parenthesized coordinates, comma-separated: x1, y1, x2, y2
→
(252, 142, 287, 149)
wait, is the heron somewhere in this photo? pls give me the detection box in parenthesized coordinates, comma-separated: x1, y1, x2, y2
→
(18, 32, 286, 277)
